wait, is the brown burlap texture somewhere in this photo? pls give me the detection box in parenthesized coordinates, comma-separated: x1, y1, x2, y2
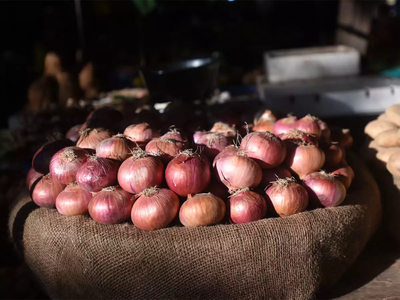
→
(8, 152, 381, 300)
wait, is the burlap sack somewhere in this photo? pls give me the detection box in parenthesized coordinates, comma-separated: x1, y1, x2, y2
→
(8, 152, 381, 300)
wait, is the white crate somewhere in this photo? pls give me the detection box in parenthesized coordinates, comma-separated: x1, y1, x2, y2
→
(264, 45, 360, 83)
(257, 75, 400, 118)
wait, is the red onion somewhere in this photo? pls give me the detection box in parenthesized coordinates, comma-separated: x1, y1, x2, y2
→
(280, 129, 318, 147)
(302, 171, 347, 207)
(265, 177, 309, 216)
(330, 161, 354, 189)
(123, 123, 160, 146)
(196, 133, 232, 159)
(239, 131, 286, 168)
(179, 193, 226, 227)
(76, 128, 113, 150)
(95, 134, 136, 161)
(252, 120, 275, 133)
(118, 148, 164, 194)
(56, 182, 92, 216)
(259, 166, 292, 189)
(32, 138, 75, 174)
(254, 109, 277, 124)
(284, 141, 325, 180)
(209, 122, 237, 138)
(131, 187, 180, 230)
(76, 155, 120, 192)
(273, 116, 297, 135)
(65, 124, 82, 143)
(193, 131, 207, 144)
(295, 115, 322, 139)
(49, 146, 90, 184)
(227, 189, 267, 224)
(321, 142, 343, 167)
(165, 149, 211, 196)
(318, 119, 331, 141)
(88, 186, 135, 224)
(31, 173, 66, 208)
(215, 150, 262, 191)
(26, 167, 43, 190)
(145, 138, 187, 163)
(161, 127, 188, 144)
(212, 145, 240, 167)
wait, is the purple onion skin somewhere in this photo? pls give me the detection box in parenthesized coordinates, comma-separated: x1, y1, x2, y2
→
(227, 191, 267, 224)
(31, 174, 66, 208)
(196, 133, 232, 159)
(88, 187, 135, 224)
(76, 157, 120, 192)
(56, 183, 92, 216)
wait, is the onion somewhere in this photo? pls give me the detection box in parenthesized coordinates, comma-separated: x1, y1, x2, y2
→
(179, 193, 226, 227)
(252, 120, 274, 132)
(215, 149, 262, 191)
(161, 127, 188, 144)
(31, 173, 66, 208)
(321, 142, 343, 167)
(227, 189, 267, 224)
(302, 171, 347, 207)
(165, 149, 211, 196)
(196, 133, 232, 159)
(330, 161, 354, 189)
(208, 122, 237, 139)
(88, 186, 135, 224)
(280, 129, 318, 147)
(193, 131, 207, 144)
(65, 124, 82, 143)
(26, 167, 43, 190)
(131, 187, 180, 230)
(56, 182, 92, 216)
(265, 177, 309, 216)
(49, 146, 90, 184)
(259, 166, 292, 189)
(254, 109, 277, 124)
(273, 116, 297, 135)
(284, 141, 325, 180)
(123, 123, 160, 146)
(318, 119, 331, 141)
(76, 128, 113, 150)
(145, 138, 187, 163)
(76, 155, 120, 192)
(295, 115, 322, 139)
(212, 145, 240, 167)
(239, 131, 286, 168)
(32, 138, 75, 174)
(117, 148, 164, 194)
(95, 134, 136, 161)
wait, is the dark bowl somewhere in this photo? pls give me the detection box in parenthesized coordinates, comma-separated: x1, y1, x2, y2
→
(140, 54, 220, 103)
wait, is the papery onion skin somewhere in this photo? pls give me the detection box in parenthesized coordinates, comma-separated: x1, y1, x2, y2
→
(76, 156, 120, 192)
(118, 150, 164, 194)
(193, 131, 207, 144)
(227, 190, 267, 224)
(165, 150, 211, 197)
(240, 131, 286, 169)
(88, 186, 135, 224)
(212, 145, 240, 168)
(162, 127, 188, 144)
(31, 173, 66, 208)
(145, 138, 187, 163)
(265, 177, 309, 217)
(26, 167, 43, 190)
(273, 116, 297, 135)
(123, 123, 160, 146)
(49, 146, 90, 185)
(209, 122, 237, 138)
(302, 171, 347, 207)
(259, 166, 292, 189)
(284, 141, 325, 180)
(252, 120, 274, 133)
(32, 138, 75, 174)
(196, 133, 232, 159)
(215, 152, 262, 191)
(66, 124, 82, 143)
(76, 128, 113, 150)
(131, 187, 180, 230)
(330, 162, 354, 189)
(56, 182, 92, 216)
(95, 134, 136, 161)
(280, 129, 319, 147)
(296, 115, 322, 139)
(179, 193, 226, 227)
